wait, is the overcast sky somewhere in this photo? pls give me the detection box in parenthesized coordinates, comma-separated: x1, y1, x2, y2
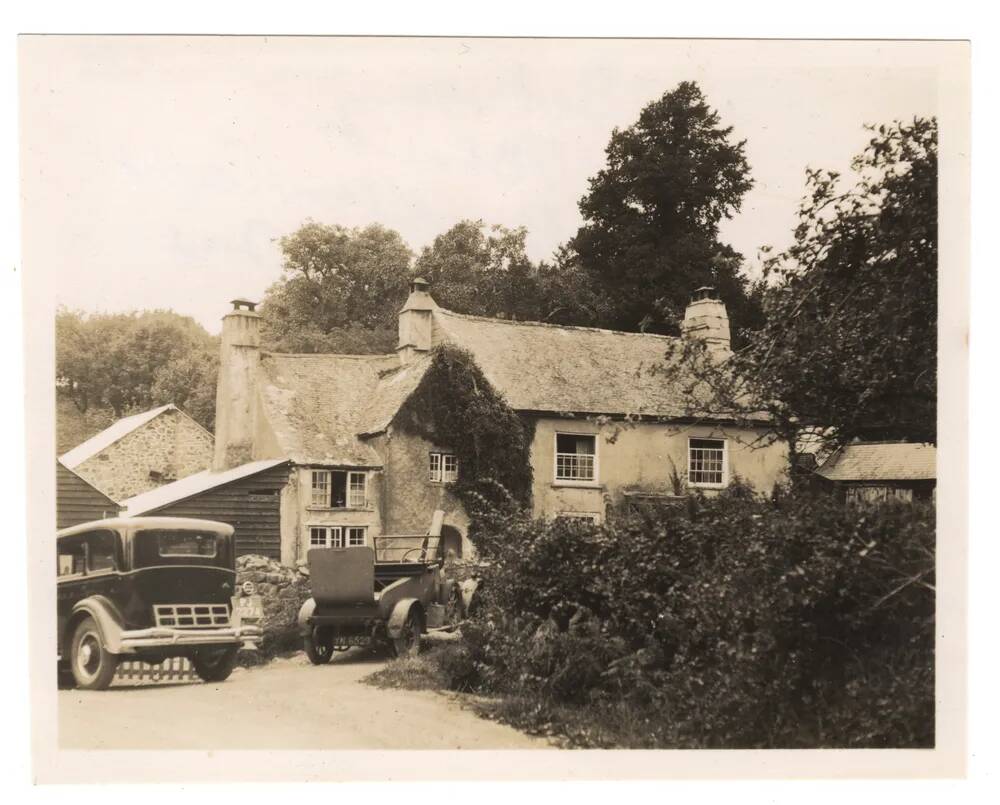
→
(21, 37, 941, 332)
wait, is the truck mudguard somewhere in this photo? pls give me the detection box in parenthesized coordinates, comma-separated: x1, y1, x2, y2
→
(387, 598, 423, 639)
(296, 597, 317, 633)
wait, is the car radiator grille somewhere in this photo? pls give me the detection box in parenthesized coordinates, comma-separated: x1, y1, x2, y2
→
(154, 603, 230, 629)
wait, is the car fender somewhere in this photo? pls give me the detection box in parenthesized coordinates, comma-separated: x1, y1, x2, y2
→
(297, 597, 317, 634)
(387, 598, 424, 639)
(69, 596, 126, 654)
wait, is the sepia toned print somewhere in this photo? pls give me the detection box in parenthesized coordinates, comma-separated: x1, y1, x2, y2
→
(22, 36, 968, 781)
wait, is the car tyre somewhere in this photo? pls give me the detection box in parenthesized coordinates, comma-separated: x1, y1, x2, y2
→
(192, 647, 238, 682)
(392, 608, 423, 658)
(70, 616, 118, 691)
(304, 626, 334, 665)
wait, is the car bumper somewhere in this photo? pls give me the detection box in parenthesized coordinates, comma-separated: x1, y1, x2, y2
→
(119, 624, 262, 652)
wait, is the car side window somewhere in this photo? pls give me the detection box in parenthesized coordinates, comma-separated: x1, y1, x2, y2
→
(87, 530, 118, 574)
(57, 536, 87, 577)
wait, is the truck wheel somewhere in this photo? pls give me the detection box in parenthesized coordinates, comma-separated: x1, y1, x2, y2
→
(304, 626, 334, 665)
(70, 616, 118, 691)
(392, 609, 423, 658)
(192, 647, 238, 682)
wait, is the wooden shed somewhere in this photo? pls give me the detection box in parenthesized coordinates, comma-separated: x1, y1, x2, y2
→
(119, 459, 291, 558)
(56, 461, 121, 529)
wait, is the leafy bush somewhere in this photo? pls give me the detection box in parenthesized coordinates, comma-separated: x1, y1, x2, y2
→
(460, 486, 935, 748)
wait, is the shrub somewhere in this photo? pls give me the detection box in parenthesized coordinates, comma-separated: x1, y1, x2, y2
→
(459, 486, 935, 748)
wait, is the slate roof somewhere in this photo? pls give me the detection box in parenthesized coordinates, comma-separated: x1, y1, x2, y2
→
(257, 352, 407, 466)
(815, 442, 936, 482)
(433, 308, 756, 419)
(60, 404, 178, 469)
(120, 458, 290, 516)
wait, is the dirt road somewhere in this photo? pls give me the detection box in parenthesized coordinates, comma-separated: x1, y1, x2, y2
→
(59, 650, 547, 750)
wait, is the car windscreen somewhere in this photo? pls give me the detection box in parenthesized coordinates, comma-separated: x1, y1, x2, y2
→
(132, 528, 231, 568)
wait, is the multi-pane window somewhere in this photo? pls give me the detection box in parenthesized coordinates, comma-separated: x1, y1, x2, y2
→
(310, 470, 367, 508)
(309, 525, 367, 548)
(688, 438, 726, 486)
(555, 433, 597, 482)
(429, 452, 459, 483)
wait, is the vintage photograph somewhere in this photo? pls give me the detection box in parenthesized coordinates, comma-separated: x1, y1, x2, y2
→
(21, 35, 968, 777)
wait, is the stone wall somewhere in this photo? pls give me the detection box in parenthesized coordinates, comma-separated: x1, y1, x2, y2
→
(73, 408, 214, 501)
(236, 554, 311, 660)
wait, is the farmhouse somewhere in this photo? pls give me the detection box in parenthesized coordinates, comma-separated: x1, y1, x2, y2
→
(815, 441, 936, 503)
(59, 403, 214, 501)
(121, 282, 788, 564)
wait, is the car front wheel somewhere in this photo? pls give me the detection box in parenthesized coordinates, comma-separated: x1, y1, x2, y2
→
(392, 609, 423, 658)
(70, 616, 118, 690)
(192, 647, 238, 682)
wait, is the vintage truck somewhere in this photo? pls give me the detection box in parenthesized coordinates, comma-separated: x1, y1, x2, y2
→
(297, 526, 469, 662)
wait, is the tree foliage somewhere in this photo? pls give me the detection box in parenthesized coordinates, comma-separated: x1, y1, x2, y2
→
(570, 81, 760, 338)
(260, 221, 413, 353)
(457, 488, 935, 748)
(413, 220, 607, 325)
(56, 308, 219, 430)
(657, 117, 938, 453)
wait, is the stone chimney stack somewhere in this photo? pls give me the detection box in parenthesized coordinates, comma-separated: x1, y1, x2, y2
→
(681, 287, 731, 357)
(397, 277, 437, 365)
(213, 298, 261, 470)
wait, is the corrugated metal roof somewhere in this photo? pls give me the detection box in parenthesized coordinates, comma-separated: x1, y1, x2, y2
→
(121, 459, 289, 516)
(59, 404, 177, 468)
(816, 442, 936, 482)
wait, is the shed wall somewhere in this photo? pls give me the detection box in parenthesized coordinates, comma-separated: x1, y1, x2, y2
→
(145, 463, 291, 558)
(56, 463, 121, 530)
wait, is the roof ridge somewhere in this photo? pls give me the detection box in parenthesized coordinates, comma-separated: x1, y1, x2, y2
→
(435, 307, 680, 341)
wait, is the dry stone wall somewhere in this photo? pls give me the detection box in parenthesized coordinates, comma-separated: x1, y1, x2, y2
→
(236, 554, 311, 661)
(73, 408, 214, 501)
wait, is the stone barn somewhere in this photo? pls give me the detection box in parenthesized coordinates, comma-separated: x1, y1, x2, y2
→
(59, 403, 214, 501)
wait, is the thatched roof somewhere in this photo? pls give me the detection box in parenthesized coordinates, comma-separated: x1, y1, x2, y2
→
(434, 308, 722, 418)
(257, 352, 404, 466)
(253, 305, 764, 468)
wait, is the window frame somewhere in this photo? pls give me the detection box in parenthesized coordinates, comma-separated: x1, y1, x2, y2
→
(553, 431, 599, 485)
(429, 452, 458, 484)
(309, 469, 368, 509)
(308, 525, 369, 548)
(687, 437, 728, 489)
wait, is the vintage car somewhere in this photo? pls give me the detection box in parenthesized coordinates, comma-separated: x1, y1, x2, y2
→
(298, 533, 466, 662)
(57, 516, 263, 690)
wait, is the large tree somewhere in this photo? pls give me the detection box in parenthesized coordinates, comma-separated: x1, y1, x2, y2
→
(659, 117, 938, 457)
(413, 220, 541, 320)
(570, 81, 758, 338)
(260, 221, 413, 353)
(56, 308, 219, 430)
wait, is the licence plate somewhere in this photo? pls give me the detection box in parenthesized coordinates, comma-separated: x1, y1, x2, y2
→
(232, 595, 264, 623)
(337, 634, 370, 647)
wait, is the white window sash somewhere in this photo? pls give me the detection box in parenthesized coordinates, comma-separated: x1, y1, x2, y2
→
(442, 454, 458, 482)
(429, 452, 442, 482)
(687, 439, 727, 487)
(347, 472, 367, 508)
(310, 470, 330, 507)
(554, 434, 597, 482)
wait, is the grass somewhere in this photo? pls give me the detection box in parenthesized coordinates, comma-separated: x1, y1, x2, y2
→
(362, 640, 679, 749)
